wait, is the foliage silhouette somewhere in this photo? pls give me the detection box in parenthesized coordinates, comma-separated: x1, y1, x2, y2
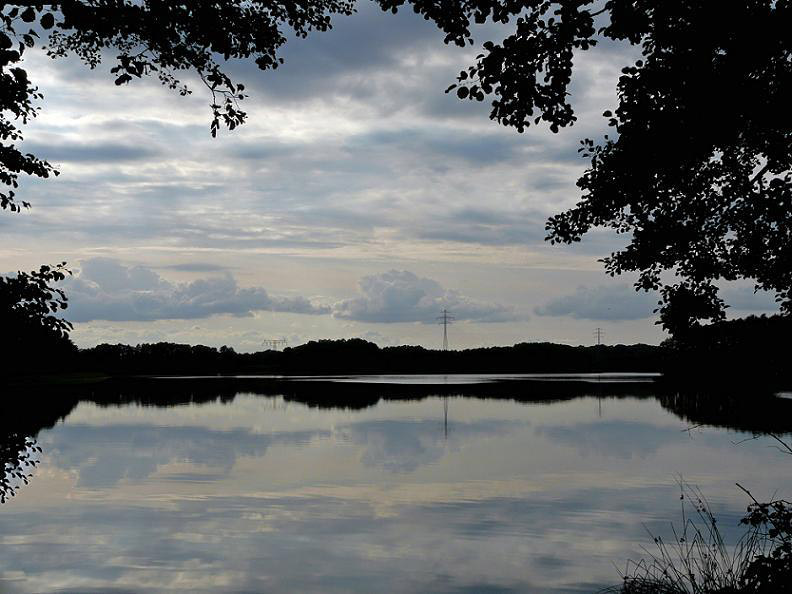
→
(0, 432, 40, 504)
(661, 314, 792, 388)
(431, 0, 792, 332)
(0, 394, 77, 503)
(0, 263, 77, 374)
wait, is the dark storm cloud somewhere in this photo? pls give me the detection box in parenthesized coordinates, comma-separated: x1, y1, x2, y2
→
(535, 284, 656, 321)
(332, 270, 519, 324)
(63, 258, 329, 322)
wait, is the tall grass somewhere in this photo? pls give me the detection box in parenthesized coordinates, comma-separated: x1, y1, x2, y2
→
(602, 482, 791, 594)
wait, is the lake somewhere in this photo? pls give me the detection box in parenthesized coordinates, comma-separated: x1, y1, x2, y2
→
(2, 375, 791, 593)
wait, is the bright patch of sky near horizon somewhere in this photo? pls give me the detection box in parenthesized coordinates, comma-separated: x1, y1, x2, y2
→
(0, 3, 777, 351)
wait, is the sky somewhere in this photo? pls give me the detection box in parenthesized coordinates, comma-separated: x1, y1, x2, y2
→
(2, 3, 778, 351)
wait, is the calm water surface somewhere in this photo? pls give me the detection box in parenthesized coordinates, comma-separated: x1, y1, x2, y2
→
(1, 376, 790, 593)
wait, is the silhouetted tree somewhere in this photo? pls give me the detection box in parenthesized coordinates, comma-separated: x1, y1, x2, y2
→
(429, 0, 791, 333)
(662, 314, 792, 387)
(0, 263, 76, 374)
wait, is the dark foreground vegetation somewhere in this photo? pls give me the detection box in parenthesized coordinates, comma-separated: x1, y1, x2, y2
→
(604, 482, 792, 594)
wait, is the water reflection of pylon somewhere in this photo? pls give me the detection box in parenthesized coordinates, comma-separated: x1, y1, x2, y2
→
(443, 396, 449, 440)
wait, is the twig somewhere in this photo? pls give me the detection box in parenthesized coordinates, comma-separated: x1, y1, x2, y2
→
(682, 423, 704, 437)
(750, 162, 771, 186)
(767, 433, 792, 455)
(736, 482, 760, 505)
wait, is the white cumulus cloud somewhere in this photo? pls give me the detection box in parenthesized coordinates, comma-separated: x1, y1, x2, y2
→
(63, 258, 329, 322)
(332, 270, 518, 324)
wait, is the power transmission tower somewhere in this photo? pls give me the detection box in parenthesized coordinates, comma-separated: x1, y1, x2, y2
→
(437, 309, 455, 351)
(263, 338, 287, 351)
(594, 327, 604, 345)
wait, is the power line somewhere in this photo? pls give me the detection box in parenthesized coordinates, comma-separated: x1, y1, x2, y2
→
(436, 309, 455, 351)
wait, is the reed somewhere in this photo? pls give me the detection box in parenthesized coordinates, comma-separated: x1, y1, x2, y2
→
(602, 482, 791, 594)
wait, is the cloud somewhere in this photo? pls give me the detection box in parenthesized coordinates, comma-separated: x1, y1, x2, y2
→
(159, 262, 232, 273)
(722, 286, 778, 312)
(535, 284, 656, 321)
(47, 423, 329, 488)
(534, 283, 780, 323)
(339, 418, 521, 473)
(223, 2, 464, 105)
(536, 421, 677, 460)
(345, 128, 524, 166)
(22, 140, 161, 164)
(63, 258, 329, 322)
(332, 270, 518, 324)
(0, 6, 651, 349)
(411, 207, 549, 246)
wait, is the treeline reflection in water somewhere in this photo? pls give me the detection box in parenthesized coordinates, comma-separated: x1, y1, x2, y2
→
(3, 376, 792, 503)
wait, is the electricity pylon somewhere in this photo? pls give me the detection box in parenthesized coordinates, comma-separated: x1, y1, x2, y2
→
(437, 309, 455, 351)
(263, 338, 287, 351)
(594, 327, 604, 345)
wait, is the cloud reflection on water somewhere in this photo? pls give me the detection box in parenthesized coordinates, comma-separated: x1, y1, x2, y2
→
(2, 395, 791, 593)
(45, 424, 329, 488)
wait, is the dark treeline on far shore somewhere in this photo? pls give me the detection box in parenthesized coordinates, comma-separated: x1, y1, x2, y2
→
(4, 314, 791, 387)
(73, 339, 662, 376)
